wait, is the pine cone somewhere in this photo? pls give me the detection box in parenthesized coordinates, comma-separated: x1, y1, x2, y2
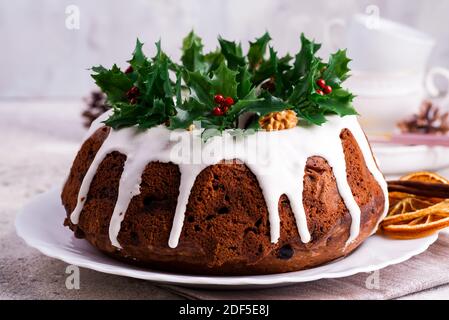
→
(397, 100, 449, 134)
(82, 91, 110, 128)
(259, 110, 298, 131)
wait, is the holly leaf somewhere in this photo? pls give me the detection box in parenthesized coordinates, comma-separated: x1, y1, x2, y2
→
(201, 127, 223, 142)
(137, 98, 168, 129)
(225, 97, 261, 118)
(288, 58, 319, 104)
(175, 71, 182, 105)
(312, 88, 357, 116)
(210, 62, 238, 99)
(295, 104, 327, 125)
(229, 93, 288, 118)
(91, 64, 132, 103)
(184, 71, 213, 105)
(218, 37, 245, 70)
(236, 65, 252, 99)
(159, 57, 173, 99)
(251, 48, 277, 86)
(203, 49, 224, 74)
(267, 47, 289, 97)
(181, 31, 205, 72)
(290, 33, 321, 83)
(322, 49, 351, 87)
(228, 94, 290, 130)
(141, 67, 158, 101)
(248, 32, 271, 70)
(104, 102, 141, 129)
(128, 39, 147, 70)
(278, 54, 293, 72)
(169, 98, 209, 129)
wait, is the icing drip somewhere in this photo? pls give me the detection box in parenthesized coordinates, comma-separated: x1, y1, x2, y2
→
(69, 114, 389, 250)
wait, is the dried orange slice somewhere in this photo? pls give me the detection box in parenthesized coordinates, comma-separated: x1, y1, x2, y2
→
(381, 217, 449, 239)
(400, 171, 449, 184)
(387, 197, 434, 217)
(380, 171, 449, 239)
(383, 199, 449, 225)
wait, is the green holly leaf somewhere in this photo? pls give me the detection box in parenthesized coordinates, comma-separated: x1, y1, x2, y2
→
(181, 31, 205, 72)
(252, 48, 276, 86)
(248, 32, 271, 70)
(288, 58, 320, 104)
(104, 102, 141, 129)
(137, 98, 167, 129)
(228, 128, 256, 138)
(236, 65, 252, 99)
(203, 49, 225, 74)
(229, 93, 288, 118)
(141, 67, 158, 101)
(210, 62, 238, 99)
(218, 37, 245, 70)
(225, 97, 261, 118)
(184, 71, 213, 105)
(128, 39, 147, 70)
(152, 40, 163, 60)
(169, 98, 209, 129)
(322, 49, 351, 87)
(169, 108, 198, 130)
(312, 88, 357, 116)
(175, 71, 182, 105)
(278, 54, 293, 72)
(267, 47, 289, 97)
(201, 127, 223, 142)
(295, 104, 327, 125)
(159, 57, 173, 99)
(91, 64, 133, 103)
(290, 33, 321, 83)
(246, 94, 289, 116)
(227, 93, 290, 130)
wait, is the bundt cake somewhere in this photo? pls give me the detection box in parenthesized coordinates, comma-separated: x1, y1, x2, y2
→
(61, 32, 388, 275)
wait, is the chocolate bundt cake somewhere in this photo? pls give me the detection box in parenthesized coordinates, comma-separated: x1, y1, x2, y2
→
(61, 32, 388, 275)
(62, 113, 387, 275)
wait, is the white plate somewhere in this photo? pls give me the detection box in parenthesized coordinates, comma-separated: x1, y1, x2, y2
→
(16, 188, 438, 289)
(373, 143, 449, 176)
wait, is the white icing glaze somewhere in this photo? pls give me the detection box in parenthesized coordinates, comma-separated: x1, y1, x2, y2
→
(69, 114, 389, 250)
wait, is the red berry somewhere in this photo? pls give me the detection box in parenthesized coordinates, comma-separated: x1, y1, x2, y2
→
(127, 86, 139, 98)
(224, 97, 234, 106)
(131, 86, 139, 95)
(323, 85, 332, 94)
(125, 65, 133, 74)
(130, 98, 137, 105)
(214, 94, 225, 104)
(212, 106, 223, 116)
(222, 105, 229, 113)
(316, 78, 326, 89)
(316, 89, 324, 95)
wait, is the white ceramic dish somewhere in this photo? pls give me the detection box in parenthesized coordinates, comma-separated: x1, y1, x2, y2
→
(16, 188, 438, 289)
(373, 143, 449, 176)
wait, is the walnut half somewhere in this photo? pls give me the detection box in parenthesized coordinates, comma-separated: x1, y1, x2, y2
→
(259, 110, 298, 131)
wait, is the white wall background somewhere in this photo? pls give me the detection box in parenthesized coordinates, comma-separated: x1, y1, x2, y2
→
(2, 0, 449, 98)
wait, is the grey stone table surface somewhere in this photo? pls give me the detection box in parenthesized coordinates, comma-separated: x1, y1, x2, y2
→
(1, 99, 449, 300)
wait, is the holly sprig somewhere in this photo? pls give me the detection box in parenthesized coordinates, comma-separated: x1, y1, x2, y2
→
(92, 40, 179, 130)
(91, 31, 357, 139)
